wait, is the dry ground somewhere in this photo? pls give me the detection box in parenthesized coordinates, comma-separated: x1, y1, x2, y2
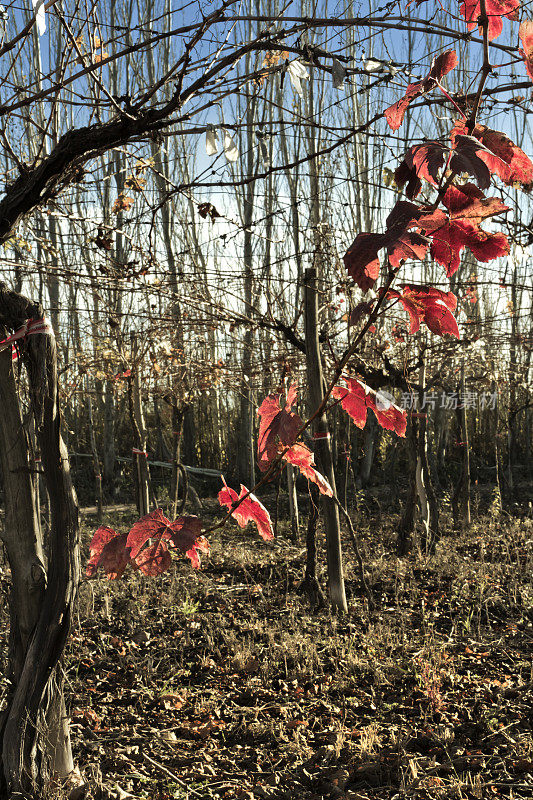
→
(62, 494, 533, 800)
(2, 494, 532, 800)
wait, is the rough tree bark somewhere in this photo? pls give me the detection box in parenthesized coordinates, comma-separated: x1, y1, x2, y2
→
(0, 284, 79, 797)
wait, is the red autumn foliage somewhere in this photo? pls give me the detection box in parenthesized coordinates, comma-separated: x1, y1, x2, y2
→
(452, 122, 533, 189)
(255, 384, 333, 493)
(257, 382, 302, 471)
(127, 509, 207, 573)
(282, 444, 333, 497)
(385, 285, 460, 339)
(86, 526, 131, 580)
(395, 142, 448, 193)
(423, 183, 510, 277)
(86, 510, 208, 579)
(332, 378, 407, 437)
(519, 20, 533, 82)
(459, 0, 519, 41)
(344, 201, 430, 291)
(218, 481, 274, 541)
(384, 50, 458, 131)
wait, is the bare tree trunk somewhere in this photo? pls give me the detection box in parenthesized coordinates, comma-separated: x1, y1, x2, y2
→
(103, 379, 116, 499)
(415, 361, 430, 550)
(237, 90, 257, 489)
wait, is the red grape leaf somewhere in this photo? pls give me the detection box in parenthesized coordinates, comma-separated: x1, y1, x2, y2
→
(384, 50, 457, 131)
(387, 285, 460, 339)
(333, 380, 368, 429)
(343, 233, 382, 292)
(127, 508, 208, 571)
(394, 159, 422, 199)
(519, 20, 533, 82)
(396, 142, 448, 189)
(86, 525, 118, 577)
(429, 219, 509, 277)
(388, 230, 430, 270)
(218, 481, 274, 541)
(257, 382, 303, 471)
(440, 182, 509, 220)
(415, 183, 510, 277)
(471, 125, 533, 188)
(185, 536, 210, 570)
(385, 289, 424, 334)
(167, 516, 208, 569)
(127, 508, 175, 559)
(86, 526, 131, 580)
(135, 539, 172, 576)
(452, 122, 533, 188)
(283, 443, 333, 496)
(459, 0, 519, 41)
(167, 515, 203, 552)
(333, 378, 407, 437)
(344, 202, 429, 290)
(449, 135, 494, 189)
(349, 301, 373, 328)
(384, 50, 457, 130)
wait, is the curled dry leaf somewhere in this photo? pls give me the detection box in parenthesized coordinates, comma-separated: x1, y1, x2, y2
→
(198, 202, 221, 221)
(111, 194, 134, 214)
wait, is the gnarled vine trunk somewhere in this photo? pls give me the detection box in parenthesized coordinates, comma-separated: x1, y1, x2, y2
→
(0, 285, 79, 798)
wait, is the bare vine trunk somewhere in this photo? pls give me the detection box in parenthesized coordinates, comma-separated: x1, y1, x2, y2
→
(0, 285, 79, 797)
(452, 360, 471, 528)
(304, 267, 347, 612)
(287, 464, 299, 541)
(86, 377, 103, 524)
(129, 335, 150, 517)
